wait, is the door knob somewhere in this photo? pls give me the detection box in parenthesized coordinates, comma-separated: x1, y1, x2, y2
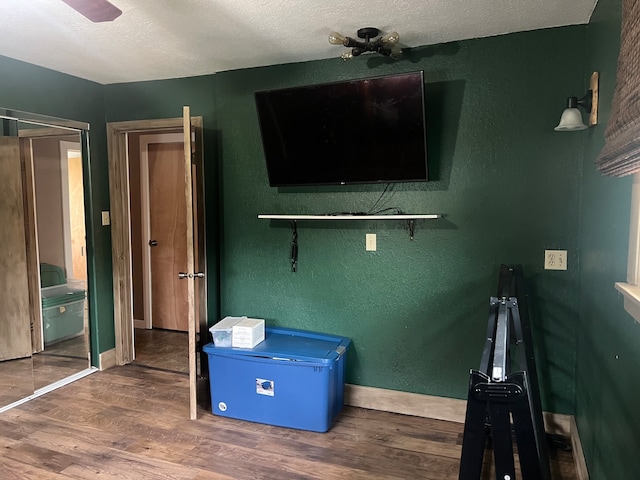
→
(178, 272, 205, 279)
(149, 240, 158, 247)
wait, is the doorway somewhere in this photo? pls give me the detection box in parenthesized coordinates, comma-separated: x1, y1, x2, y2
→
(106, 111, 206, 419)
(133, 132, 190, 333)
(129, 132, 190, 372)
(60, 141, 88, 283)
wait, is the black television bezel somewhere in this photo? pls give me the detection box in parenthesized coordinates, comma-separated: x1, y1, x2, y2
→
(254, 71, 428, 187)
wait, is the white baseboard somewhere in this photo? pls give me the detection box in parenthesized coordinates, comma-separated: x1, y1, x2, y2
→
(98, 348, 117, 370)
(344, 384, 584, 477)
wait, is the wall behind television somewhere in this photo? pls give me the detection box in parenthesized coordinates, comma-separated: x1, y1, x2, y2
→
(212, 26, 586, 414)
(105, 25, 586, 414)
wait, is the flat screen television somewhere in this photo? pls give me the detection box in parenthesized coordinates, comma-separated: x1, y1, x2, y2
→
(254, 71, 428, 186)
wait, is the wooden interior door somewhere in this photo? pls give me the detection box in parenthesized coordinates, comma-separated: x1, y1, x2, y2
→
(146, 134, 189, 331)
(64, 144, 87, 281)
(0, 137, 33, 362)
(183, 106, 199, 420)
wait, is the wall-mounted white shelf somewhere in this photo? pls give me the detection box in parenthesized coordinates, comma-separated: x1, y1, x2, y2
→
(258, 214, 441, 220)
(258, 213, 443, 272)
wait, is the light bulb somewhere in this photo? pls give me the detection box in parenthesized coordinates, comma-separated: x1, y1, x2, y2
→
(380, 31, 400, 45)
(390, 48, 403, 60)
(329, 32, 347, 46)
(340, 51, 353, 61)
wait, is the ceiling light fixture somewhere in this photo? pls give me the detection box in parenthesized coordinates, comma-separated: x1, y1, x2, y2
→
(554, 72, 599, 131)
(328, 27, 402, 61)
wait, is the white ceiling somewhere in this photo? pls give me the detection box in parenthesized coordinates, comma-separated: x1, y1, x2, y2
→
(0, 0, 597, 85)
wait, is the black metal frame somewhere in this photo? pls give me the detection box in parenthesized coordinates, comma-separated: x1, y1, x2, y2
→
(459, 265, 551, 480)
(342, 27, 395, 57)
(290, 220, 298, 272)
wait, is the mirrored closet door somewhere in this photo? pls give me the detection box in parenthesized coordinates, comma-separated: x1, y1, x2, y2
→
(0, 109, 93, 410)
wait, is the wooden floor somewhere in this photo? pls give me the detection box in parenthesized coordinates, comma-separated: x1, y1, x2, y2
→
(0, 330, 579, 479)
(33, 335, 90, 390)
(133, 328, 189, 374)
(0, 357, 34, 406)
(1, 336, 89, 407)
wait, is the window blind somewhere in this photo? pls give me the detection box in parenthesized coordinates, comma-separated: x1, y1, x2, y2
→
(596, 0, 640, 177)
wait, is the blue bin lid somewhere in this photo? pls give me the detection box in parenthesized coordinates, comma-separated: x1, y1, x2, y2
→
(203, 327, 350, 364)
(41, 284, 86, 309)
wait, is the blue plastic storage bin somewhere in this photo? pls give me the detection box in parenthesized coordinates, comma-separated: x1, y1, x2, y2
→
(41, 282, 86, 345)
(203, 327, 350, 432)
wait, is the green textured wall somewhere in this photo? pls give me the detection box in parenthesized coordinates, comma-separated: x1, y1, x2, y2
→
(3, 9, 639, 473)
(2, 22, 598, 420)
(214, 27, 586, 412)
(104, 27, 589, 412)
(578, 0, 640, 477)
(0, 55, 113, 362)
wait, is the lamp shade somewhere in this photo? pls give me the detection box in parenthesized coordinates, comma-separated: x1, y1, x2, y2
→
(554, 107, 588, 131)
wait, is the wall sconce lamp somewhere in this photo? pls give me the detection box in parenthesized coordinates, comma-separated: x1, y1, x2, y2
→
(554, 72, 599, 131)
(329, 27, 402, 61)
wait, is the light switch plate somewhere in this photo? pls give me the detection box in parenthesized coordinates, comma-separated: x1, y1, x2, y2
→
(101, 211, 110, 226)
(366, 234, 376, 251)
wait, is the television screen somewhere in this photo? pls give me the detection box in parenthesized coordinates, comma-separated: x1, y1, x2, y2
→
(254, 71, 428, 186)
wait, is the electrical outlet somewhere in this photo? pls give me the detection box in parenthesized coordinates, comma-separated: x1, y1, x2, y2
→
(366, 233, 377, 251)
(544, 250, 567, 270)
(101, 211, 110, 226)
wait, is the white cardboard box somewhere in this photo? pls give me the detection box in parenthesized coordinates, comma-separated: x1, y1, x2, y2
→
(232, 318, 265, 348)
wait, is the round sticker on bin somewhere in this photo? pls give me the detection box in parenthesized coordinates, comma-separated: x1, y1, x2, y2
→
(218, 402, 227, 412)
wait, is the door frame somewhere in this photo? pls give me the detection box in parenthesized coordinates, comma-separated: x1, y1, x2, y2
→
(106, 116, 205, 366)
(18, 137, 44, 354)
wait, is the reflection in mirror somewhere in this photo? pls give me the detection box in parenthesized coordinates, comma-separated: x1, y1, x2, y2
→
(0, 108, 93, 411)
(19, 122, 90, 391)
(0, 116, 35, 407)
(0, 359, 34, 406)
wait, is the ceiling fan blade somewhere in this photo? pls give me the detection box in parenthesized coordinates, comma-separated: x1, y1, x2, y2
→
(60, 0, 122, 22)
